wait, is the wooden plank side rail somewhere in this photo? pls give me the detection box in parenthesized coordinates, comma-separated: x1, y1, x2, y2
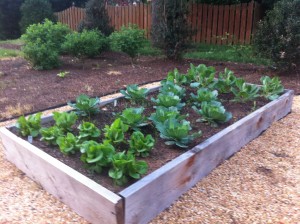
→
(55, 1, 261, 44)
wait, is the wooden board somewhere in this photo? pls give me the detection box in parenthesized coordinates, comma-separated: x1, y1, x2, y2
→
(120, 90, 294, 224)
(0, 128, 123, 224)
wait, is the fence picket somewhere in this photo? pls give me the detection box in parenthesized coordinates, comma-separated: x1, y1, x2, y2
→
(217, 5, 224, 45)
(54, 2, 261, 45)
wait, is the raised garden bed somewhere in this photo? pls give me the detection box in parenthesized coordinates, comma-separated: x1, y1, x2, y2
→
(0, 83, 294, 224)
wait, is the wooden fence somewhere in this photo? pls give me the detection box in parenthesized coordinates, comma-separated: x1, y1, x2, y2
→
(55, 1, 262, 45)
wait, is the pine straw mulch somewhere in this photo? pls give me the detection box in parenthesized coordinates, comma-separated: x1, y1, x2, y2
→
(0, 96, 299, 224)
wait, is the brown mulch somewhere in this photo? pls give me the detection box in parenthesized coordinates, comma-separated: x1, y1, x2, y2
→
(0, 52, 299, 121)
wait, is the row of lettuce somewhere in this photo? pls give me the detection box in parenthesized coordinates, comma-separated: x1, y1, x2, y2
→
(22, 19, 145, 70)
(15, 64, 284, 185)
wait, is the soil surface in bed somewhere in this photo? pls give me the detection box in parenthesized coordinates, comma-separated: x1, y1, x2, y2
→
(0, 51, 299, 121)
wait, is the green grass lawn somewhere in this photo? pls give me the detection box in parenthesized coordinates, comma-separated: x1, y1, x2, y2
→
(0, 39, 23, 58)
(0, 48, 21, 58)
(0, 38, 24, 45)
(184, 43, 272, 66)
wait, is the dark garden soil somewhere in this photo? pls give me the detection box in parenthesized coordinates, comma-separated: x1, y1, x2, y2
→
(12, 87, 270, 193)
(0, 51, 299, 121)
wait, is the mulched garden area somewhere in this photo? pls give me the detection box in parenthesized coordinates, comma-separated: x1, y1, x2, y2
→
(0, 49, 299, 121)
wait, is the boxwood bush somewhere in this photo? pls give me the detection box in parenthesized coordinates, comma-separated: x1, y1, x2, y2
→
(62, 30, 108, 58)
(253, 0, 300, 70)
(109, 24, 146, 62)
(21, 19, 71, 70)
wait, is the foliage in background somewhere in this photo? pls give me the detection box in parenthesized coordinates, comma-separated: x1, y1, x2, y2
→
(62, 30, 108, 59)
(0, 0, 23, 40)
(110, 24, 146, 61)
(151, 0, 191, 60)
(253, 0, 300, 70)
(50, 0, 88, 11)
(21, 19, 70, 70)
(78, 0, 114, 36)
(20, 0, 56, 34)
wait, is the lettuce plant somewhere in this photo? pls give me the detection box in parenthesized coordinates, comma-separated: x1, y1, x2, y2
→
(119, 107, 148, 131)
(56, 133, 80, 155)
(156, 118, 202, 148)
(190, 88, 218, 106)
(109, 151, 148, 186)
(68, 94, 100, 117)
(148, 106, 186, 126)
(260, 76, 284, 100)
(188, 64, 216, 89)
(231, 78, 260, 102)
(151, 92, 185, 110)
(78, 122, 101, 142)
(40, 126, 63, 145)
(215, 68, 237, 94)
(53, 111, 78, 132)
(159, 80, 186, 98)
(80, 140, 115, 174)
(120, 84, 149, 104)
(164, 68, 188, 85)
(16, 112, 42, 137)
(128, 131, 155, 157)
(103, 118, 129, 145)
(193, 101, 232, 127)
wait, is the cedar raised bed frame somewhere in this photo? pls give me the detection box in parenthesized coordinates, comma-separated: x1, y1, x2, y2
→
(0, 86, 294, 224)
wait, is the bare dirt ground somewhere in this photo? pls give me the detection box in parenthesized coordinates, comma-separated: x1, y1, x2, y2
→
(0, 50, 300, 223)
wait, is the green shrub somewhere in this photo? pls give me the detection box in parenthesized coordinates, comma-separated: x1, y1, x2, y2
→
(151, 0, 191, 60)
(62, 30, 108, 58)
(79, 0, 114, 36)
(21, 19, 71, 70)
(109, 24, 146, 61)
(253, 0, 300, 70)
(20, 0, 56, 34)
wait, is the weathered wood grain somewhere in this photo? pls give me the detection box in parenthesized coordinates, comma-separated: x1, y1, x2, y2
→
(0, 128, 123, 224)
(119, 90, 294, 224)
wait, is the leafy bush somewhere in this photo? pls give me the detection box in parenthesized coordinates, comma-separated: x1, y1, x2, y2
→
(21, 19, 71, 70)
(253, 0, 300, 70)
(109, 24, 146, 61)
(68, 94, 100, 117)
(20, 0, 56, 34)
(151, 0, 190, 60)
(62, 30, 108, 58)
(79, 0, 114, 36)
